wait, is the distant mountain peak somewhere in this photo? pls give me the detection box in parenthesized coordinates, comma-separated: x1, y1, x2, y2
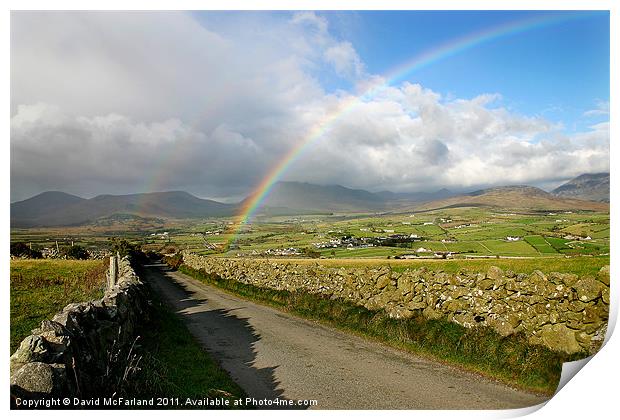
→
(11, 190, 235, 227)
(552, 173, 609, 203)
(468, 185, 550, 197)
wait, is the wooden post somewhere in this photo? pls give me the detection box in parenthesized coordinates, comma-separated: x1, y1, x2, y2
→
(108, 255, 118, 289)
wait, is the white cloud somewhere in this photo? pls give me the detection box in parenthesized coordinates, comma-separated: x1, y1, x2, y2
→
(324, 41, 364, 78)
(583, 100, 610, 117)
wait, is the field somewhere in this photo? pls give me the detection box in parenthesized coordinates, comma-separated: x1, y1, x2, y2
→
(11, 206, 610, 278)
(10, 259, 107, 352)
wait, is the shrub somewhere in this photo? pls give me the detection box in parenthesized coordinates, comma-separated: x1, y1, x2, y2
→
(65, 245, 89, 260)
(163, 253, 183, 270)
(10, 242, 42, 259)
(108, 238, 147, 264)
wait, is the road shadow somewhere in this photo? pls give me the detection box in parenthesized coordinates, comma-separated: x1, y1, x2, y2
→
(143, 262, 309, 410)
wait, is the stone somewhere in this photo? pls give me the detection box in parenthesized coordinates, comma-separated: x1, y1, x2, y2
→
(548, 311, 560, 324)
(533, 269, 548, 280)
(597, 266, 610, 286)
(540, 323, 582, 354)
(451, 313, 476, 328)
(477, 278, 495, 290)
(567, 300, 587, 312)
(487, 318, 515, 336)
(397, 275, 413, 293)
(601, 286, 610, 305)
(589, 322, 607, 353)
(573, 276, 605, 302)
(486, 266, 503, 280)
(406, 300, 427, 311)
(10, 362, 66, 396)
(581, 304, 606, 324)
(574, 331, 592, 350)
(422, 306, 442, 320)
(10, 335, 49, 374)
(444, 299, 466, 312)
(376, 274, 391, 290)
(506, 313, 522, 329)
(449, 286, 469, 299)
(388, 306, 413, 319)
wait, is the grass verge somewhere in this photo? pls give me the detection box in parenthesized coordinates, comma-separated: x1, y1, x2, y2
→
(123, 285, 248, 409)
(178, 264, 585, 396)
(10, 259, 107, 353)
(219, 256, 609, 277)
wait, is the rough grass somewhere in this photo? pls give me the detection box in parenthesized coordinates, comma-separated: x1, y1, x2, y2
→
(179, 264, 582, 395)
(122, 288, 247, 408)
(10, 259, 107, 352)
(213, 256, 609, 277)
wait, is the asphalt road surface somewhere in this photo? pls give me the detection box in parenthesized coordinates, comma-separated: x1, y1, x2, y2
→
(144, 262, 550, 410)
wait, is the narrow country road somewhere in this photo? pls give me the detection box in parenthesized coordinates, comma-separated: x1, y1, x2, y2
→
(143, 262, 549, 410)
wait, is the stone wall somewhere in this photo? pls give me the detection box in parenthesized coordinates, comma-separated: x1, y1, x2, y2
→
(10, 256, 148, 401)
(182, 252, 609, 355)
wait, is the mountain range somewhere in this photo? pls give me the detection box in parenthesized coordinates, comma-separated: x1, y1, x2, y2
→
(11, 174, 609, 227)
(551, 173, 609, 203)
(11, 191, 235, 227)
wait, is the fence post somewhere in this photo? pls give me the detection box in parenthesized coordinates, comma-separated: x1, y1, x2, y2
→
(108, 255, 118, 289)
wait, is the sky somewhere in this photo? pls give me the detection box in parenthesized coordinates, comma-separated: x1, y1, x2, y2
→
(10, 10, 610, 202)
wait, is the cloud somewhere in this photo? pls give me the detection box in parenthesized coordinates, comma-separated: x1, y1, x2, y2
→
(583, 100, 610, 117)
(324, 41, 364, 78)
(11, 103, 270, 201)
(10, 11, 610, 202)
(290, 83, 608, 192)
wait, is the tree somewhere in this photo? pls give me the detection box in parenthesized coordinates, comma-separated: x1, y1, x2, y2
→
(10, 242, 42, 259)
(108, 237, 147, 264)
(302, 247, 321, 258)
(65, 245, 89, 260)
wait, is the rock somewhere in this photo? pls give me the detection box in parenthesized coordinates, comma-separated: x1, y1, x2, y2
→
(597, 266, 610, 286)
(451, 313, 476, 328)
(530, 270, 547, 284)
(10, 362, 66, 397)
(582, 305, 607, 324)
(574, 331, 592, 350)
(397, 276, 413, 293)
(548, 311, 560, 324)
(487, 318, 515, 336)
(422, 306, 442, 320)
(406, 300, 427, 311)
(375, 274, 391, 290)
(505, 279, 519, 292)
(10, 335, 49, 374)
(561, 273, 579, 288)
(388, 306, 413, 319)
(573, 276, 605, 302)
(449, 287, 469, 299)
(444, 299, 466, 312)
(567, 300, 587, 312)
(601, 286, 610, 305)
(477, 278, 495, 290)
(589, 322, 607, 353)
(486, 266, 503, 280)
(506, 313, 522, 329)
(540, 323, 582, 354)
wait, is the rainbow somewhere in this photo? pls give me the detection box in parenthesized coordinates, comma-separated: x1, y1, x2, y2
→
(222, 11, 592, 246)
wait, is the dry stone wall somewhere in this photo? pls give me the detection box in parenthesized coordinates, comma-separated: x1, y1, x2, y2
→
(10, 256, 148, 401)
(182, 252, 609, 355)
